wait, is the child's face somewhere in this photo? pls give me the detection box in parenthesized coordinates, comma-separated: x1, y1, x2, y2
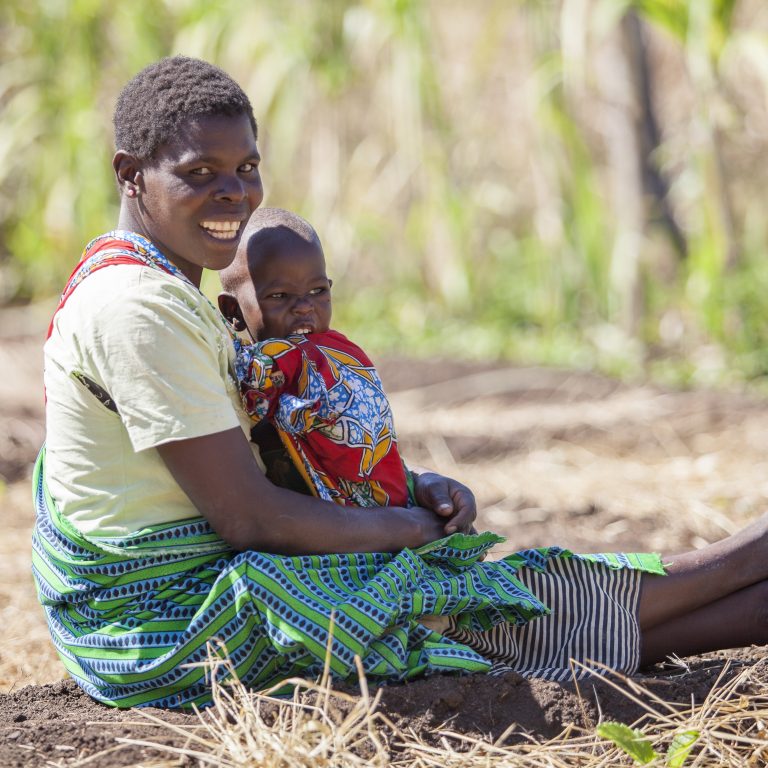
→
(240, 237, 332, 341)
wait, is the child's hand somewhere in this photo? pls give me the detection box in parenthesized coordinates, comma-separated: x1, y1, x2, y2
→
(411, 470, 477, 535)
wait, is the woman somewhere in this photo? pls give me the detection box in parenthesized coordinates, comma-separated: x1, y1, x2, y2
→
(33, 56, 768, 709)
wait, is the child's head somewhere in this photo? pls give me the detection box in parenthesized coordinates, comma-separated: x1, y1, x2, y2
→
(218, 208, 332, 341)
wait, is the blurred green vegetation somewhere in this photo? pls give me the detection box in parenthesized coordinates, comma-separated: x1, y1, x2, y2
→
(4, 0, 768, 387)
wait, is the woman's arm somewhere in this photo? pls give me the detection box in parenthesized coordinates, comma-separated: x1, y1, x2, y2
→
(157, 427, 466, 554)
(88, 282, 475, 554)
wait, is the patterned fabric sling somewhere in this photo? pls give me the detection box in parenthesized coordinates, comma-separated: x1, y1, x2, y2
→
(32, 231, 665, 708)
(234, 331, 412, 508)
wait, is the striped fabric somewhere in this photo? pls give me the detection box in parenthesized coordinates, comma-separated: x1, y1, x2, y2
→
(446, 555, 644, 680)
(32, 447, 665, 707)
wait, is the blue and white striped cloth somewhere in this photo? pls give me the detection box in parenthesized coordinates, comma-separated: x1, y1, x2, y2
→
(445, 555, 644, 680)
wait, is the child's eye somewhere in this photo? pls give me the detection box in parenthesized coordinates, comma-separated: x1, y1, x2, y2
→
(190, 167, 213, 176)
(308, 286, 328, 296)
(266, 292, 287, 300)
(239, 162, 258, 173)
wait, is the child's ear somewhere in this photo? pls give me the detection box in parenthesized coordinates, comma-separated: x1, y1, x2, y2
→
(218, 292, 247, 332)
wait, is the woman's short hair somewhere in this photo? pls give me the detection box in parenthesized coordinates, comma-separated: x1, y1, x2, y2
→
(113, 55, 257, 159)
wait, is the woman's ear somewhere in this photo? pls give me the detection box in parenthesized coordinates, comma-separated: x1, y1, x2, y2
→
(113, 150, 143, 199)
(218, 292, 247, 332)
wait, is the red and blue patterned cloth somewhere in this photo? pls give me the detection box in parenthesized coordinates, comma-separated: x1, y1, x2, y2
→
(234, 331, 411, 507)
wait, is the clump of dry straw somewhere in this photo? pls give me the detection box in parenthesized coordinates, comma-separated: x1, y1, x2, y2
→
(78, 648, 768, 768)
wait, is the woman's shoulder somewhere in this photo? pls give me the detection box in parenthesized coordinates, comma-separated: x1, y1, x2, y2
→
(47, 263, 228, 369)
(60, 264, 215, 326)
(78, 262, 198, 300)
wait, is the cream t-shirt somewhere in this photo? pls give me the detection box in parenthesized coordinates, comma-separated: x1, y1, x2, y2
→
(44, 264, 260, 537)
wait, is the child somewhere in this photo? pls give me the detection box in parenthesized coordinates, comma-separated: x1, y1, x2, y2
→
(218, 207, 414, 509)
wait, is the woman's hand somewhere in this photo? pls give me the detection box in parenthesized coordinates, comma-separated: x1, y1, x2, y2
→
(411, 469, 477, 535)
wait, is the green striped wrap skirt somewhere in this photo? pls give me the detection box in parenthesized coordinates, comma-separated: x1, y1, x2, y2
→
(31, 449, 665, 708)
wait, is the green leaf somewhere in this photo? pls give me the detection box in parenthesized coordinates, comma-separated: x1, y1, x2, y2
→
(666, 730, 700, 768)
(597, 721, 658, 764)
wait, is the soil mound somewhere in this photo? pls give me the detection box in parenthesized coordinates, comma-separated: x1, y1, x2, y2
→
(1, 651, 764, 766)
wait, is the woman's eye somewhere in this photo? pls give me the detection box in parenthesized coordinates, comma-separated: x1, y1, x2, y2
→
(239, 162, 258, 173)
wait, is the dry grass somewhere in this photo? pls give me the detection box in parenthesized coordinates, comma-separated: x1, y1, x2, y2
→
(89, 644, 395, 768)
(389, 375, 768, 556)
(0, 480, 63, 691)
(72, 652, 768, 767)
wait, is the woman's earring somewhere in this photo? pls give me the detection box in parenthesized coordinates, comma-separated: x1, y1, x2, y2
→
(224, 316, 245, 333)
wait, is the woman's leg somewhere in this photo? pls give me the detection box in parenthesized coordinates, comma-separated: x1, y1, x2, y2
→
(637, 512, 768, 630)
(640, 579, 768, 665)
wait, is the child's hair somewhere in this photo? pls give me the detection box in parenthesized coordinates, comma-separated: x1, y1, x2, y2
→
(247, 208, 321, 248)
(220, 208, 323, 294)
(113, 56, 257, 159)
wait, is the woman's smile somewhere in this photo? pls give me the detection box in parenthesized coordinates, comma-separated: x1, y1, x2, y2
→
(200, 220, 245, 241)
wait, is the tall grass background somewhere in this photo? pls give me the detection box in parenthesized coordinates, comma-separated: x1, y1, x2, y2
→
(3, 0, 768, 386)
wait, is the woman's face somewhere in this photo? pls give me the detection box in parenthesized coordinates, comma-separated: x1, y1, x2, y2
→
(119, 113, 264, 285)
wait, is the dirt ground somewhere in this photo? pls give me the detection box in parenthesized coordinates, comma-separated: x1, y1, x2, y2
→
(2, 303, 768, 766)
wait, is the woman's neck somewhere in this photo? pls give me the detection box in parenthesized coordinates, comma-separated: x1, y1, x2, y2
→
(116, 204, 203, 287)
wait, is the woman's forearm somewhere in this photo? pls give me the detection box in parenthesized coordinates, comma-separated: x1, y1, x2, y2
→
(157, 427, 447, 554)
